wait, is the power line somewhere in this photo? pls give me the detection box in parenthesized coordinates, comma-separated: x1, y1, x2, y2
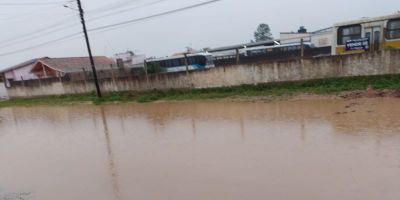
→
(0, 0, 222, 57)
(0, 33, 80, 57)
(85, 0, 140, 14)
(0, 23, 79, 49)
(0, 0, 164, 47)
(90, 0, 221, 32)
(87, 0, 169, 22)
(0, 15, 78, 47)
(0, 1, 68, 6)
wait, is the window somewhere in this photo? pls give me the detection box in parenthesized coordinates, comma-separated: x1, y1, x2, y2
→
(387, 19, 400, 40)
(175, 59, 181, 67)
(337, 25, 362, 45)
(198, 56, 206, 66)
(161, 61, 166, 68)
(167, 61, 171, 68)
(187, 57, 195, 65)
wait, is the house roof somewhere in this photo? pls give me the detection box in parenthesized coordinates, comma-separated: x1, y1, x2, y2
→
(0, 57, 48, 73)
(35, 56, 116, 73)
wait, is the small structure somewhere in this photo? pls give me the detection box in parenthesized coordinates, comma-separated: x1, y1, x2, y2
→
(114, 51, 146, 69)
(114, 51, 146, 76)
(311, 28, 333, 47)
(280, 26, 333, 47)
(114, 51, 135, 68)
(280, 27, 312, 44)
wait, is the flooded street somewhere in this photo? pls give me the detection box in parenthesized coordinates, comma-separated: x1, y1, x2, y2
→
(1, 98, 400, 200)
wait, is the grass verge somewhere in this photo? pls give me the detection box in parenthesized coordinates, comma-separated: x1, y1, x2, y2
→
(1, 74, 400, 107)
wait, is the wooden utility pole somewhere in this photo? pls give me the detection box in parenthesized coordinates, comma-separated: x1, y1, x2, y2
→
(144, 60, 150, 87)
(300, 38, 305, 58)
(184, 53, 189, 76)
(76, 0, 102, 98)
(235, 48, 240, 64)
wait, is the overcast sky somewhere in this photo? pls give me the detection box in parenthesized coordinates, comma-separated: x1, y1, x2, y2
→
(0, 0, 399, 69)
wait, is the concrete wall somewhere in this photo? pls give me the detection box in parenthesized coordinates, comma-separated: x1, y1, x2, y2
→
(0, 82, 7, 99)
(6, 50, 400, 98)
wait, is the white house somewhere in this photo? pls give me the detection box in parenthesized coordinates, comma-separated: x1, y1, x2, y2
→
(0, 57, 46, 87)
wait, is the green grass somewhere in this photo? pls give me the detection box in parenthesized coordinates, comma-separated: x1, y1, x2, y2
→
(1, 74, 400, 107)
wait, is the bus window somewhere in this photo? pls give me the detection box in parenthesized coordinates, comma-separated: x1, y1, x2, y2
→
(198, 56, 206, 66)
(374, 31, 381, 51)
(179, 58, 185, 66)
(337, 25, 362, 45)
(387, 19, 400, 40)
(172, 59, 179, 67)
(188, 57, 196, 65)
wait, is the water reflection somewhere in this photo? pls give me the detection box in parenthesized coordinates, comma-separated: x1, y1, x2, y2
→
(191, 117, 197, 141)
(100, 107, 121, 200)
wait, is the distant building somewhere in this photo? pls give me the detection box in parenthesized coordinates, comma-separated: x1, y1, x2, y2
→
(114, 51, 134, 68)
(114, 51, 146, 69)
(131, 54, 146, 69)
(280, 26, 333, 47)
(280, 31, 311, 44)
(310, 28, 333, 47)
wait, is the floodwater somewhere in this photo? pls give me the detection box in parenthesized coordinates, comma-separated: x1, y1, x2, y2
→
(1, 99, 400, 200)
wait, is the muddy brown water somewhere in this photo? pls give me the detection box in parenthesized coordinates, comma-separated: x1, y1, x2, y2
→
(1, 98, 400, 200)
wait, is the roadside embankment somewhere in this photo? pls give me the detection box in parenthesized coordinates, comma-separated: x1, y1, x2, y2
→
(1, 74, 400, 108)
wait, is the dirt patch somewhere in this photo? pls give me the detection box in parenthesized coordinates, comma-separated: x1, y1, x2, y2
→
(339, 87, 400, 99)
(217, 93, 340, 103)
(289, 93, 340, 101)
(221, 88, 400, 103)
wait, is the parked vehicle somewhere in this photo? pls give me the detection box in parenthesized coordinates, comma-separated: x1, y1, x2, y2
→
(332, 13, 400, 55)
(145, 53, 214, 73)
(242, 42, 314, 57)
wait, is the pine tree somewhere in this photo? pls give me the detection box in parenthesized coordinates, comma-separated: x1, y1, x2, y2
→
(254, 24, 273, 42)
